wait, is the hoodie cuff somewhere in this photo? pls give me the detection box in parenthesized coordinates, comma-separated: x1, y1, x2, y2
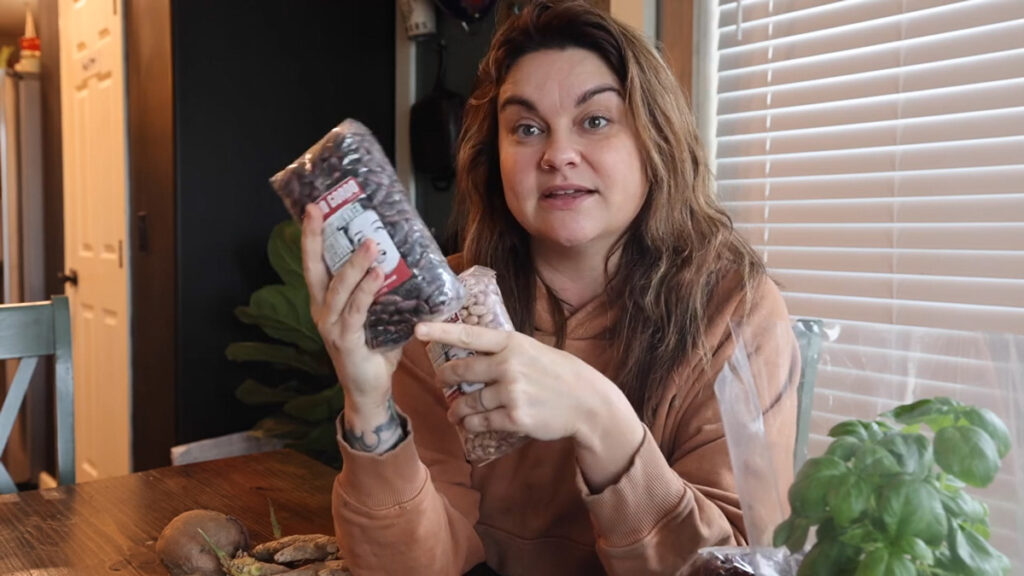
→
(335, 410, 428, 511)
(577, 428, 689, 547)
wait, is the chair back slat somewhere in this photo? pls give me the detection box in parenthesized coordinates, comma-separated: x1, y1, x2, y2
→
(52, 297, 75, 485)
(0, 302, 55, 360)
(0, 296, 75, 492)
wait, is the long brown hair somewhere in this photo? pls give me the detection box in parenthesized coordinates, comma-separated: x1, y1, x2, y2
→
(453, 0, 765, 425)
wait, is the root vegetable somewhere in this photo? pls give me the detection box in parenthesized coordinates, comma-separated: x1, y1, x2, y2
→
(157, 510, 250, 576)
(251, 534, 338, 564)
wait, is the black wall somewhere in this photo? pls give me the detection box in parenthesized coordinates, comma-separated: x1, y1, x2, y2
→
(413, 9, 497, 249)
(172, 0, 396, 444)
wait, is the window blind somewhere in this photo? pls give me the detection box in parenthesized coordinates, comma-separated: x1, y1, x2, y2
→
(707, 0, 1024, 557)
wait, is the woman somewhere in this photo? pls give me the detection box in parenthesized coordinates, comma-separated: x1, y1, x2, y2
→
(301, 2, 798, 574)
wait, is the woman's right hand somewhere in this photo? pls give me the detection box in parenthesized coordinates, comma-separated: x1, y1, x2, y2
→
(302, 203, 402, 414)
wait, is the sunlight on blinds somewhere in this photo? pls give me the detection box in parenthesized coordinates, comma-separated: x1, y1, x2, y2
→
(710, 0, 1024, 559)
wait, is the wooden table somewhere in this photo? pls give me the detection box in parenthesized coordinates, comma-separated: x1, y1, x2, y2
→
(0, 449, 338, 575)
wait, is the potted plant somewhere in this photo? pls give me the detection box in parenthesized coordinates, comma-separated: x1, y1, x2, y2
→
(226, 220, 343, 468)
(774, 397, 1012, 575)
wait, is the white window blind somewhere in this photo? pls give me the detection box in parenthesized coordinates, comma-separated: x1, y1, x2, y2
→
(706, 0, 1024, 559)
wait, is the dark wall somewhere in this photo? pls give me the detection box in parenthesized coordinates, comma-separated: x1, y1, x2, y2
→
(172, 0, 396, 444)
(413, 9, 497, 250)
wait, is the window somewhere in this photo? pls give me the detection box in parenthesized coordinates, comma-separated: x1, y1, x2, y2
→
(701, 0, 1024, 558)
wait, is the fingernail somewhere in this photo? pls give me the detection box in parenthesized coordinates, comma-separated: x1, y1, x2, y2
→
(414, 324, 430, 340)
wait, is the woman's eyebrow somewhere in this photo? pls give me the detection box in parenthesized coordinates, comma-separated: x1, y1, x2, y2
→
(575, 84, 621, 106)
(498, 84, 621, 114)
(498, 95, 538, 114)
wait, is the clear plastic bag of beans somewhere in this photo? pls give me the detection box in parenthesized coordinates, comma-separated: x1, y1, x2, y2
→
(426, 266, 529, 465)
(270, 119, 465, 349)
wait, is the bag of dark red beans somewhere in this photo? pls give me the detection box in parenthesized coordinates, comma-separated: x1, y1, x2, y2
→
(270, 119, 465, 349)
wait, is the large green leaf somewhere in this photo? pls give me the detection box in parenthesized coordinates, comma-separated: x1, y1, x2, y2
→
(949, 522, 1011, 576)
(236, 284, 322, 353)
(885, 397, 960, 427)
(235, 379, 299, 406)
(877, 432, 933, 478)
(960, 407, 1011, 460)
(877, 478, 947, 546)
(251, 414, 312, 441)
(853, 547, 915, 576)
(774, 517, 812, 552)
(226, 341, 330, 375)
(855, 444, 902, 478)
(283, 386, 344, 423)
(798, 538, 859, 576)
(826, 436, 865, 463)
(895, 536, 933, 564)
(937, 486, 989, 525)
(934, 425, 1001, 488)
(790, 456, 851, 521)
(268, 220, 306, 288)
(828, 474, 872, 527)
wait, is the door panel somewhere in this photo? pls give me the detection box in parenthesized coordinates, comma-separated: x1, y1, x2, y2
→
(59, 0, 131, 481)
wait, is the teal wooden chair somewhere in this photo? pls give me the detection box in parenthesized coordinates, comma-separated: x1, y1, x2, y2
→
(793, 318, 825, 473)
(0, 296, 75, 493)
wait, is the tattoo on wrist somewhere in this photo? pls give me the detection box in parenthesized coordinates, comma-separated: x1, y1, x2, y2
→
(343, 398, 406, 454)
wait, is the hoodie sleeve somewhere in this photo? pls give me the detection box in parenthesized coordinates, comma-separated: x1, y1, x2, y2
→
(577, 276, 799, 575)
(332, 341, 486, 576)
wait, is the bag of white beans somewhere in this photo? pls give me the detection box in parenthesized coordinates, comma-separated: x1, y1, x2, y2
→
(426, 266, 529, 465)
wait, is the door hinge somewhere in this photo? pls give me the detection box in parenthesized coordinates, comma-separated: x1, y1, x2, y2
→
(113, 0, 118, 16)
(118, 240, 123, 268)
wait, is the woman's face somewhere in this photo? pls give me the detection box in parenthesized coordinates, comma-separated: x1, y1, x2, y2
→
(497, 48, 647, 253)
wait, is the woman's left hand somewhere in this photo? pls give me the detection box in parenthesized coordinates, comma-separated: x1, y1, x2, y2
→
(414, 321, 638, 448)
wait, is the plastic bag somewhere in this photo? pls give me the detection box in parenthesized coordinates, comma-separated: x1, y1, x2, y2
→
(426, 266, 528, 464)
(270, 119, 465, 349)
(686, 547, 801, 576)
(687, 321, 802, 576)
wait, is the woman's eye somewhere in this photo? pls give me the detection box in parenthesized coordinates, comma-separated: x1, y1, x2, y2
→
(584, 115, 609, 130)
(515, 124, 541, 138)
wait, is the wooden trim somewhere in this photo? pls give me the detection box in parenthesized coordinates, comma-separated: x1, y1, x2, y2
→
(660, 0, 694, 99)
(126, 0, 176, 471)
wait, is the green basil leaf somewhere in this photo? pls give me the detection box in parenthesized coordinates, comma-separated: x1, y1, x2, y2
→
(965, 521, 992, 540)
(938, 488, 989, 524)
(856, 444, 902, 477)
(853, 547, 915, 576)
(773, 517, 793, 549)
(934, 425, 1001, 488)
(886, 397, 960, 425)
(774, 516, 812, 552)
(798, 539, 859, 576)
(877, 432, 933, 478)
(828, 474, 871, 527)
(817, 518, 840, 543)
(267, 220, 305, 288)
(949, 522, 1011, 576)
(829, 420, 872, 442)
(961, 407, 1011, 460)
(838, 523, 884, 547)
(896, 536, 934, 564)
(827, 436, 865, 463)
(877, 478, 946, 545)
(791, 457, 850, 521)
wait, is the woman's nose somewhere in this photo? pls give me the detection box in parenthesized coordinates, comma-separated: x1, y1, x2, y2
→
(540, 131, 580, 171)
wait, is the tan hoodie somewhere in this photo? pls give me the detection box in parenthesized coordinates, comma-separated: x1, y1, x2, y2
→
(332, 264, 798, 575)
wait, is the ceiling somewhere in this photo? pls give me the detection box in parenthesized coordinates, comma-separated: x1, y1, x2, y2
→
(0, 0, 39, 40)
